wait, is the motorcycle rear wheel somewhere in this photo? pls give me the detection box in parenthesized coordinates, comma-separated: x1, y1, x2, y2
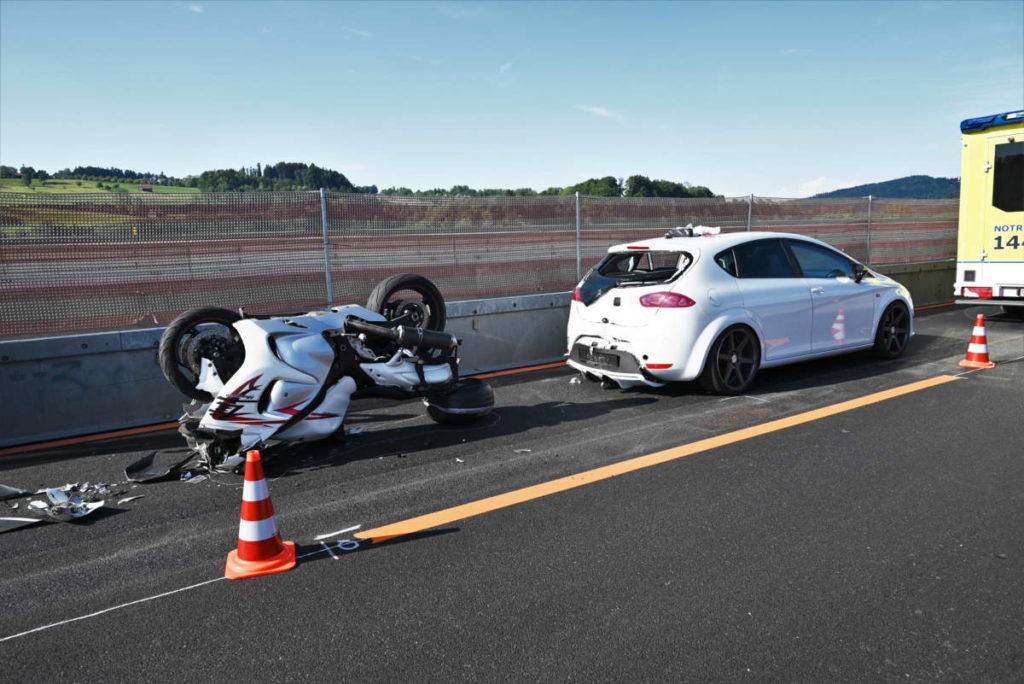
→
(158, 307, 244, 401)
(366, 274, 446, 332)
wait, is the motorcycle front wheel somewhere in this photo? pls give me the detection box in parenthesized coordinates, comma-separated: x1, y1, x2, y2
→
(158, 307, 244, 401)
(366, 273, 446, 332)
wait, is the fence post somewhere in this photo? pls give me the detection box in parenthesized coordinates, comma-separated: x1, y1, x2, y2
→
(575, 192, 582, 280)
(319, 188, 333, 307)
(866, 194, 873, 265)
(746, 194, 753, 231)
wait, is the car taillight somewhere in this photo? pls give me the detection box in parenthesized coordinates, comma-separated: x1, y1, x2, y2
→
(573, 287, 582, 302)
(645, 363, 673, 369)
(962, 287, 993, 299)
(639, 292, 696, 308)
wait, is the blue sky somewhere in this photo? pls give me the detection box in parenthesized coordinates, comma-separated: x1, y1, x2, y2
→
(1, 0, 1021, 196)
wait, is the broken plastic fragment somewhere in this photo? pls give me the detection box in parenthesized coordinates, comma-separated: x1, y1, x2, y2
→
(514, 448, 532, 453)
(455, 458, 464, 463)
(1, 517, 45, 534)
(117, 495, 145, 505)
(569, 376, 582, 385)
(0, 484, 29, 501)
(345, 426, 366, 436)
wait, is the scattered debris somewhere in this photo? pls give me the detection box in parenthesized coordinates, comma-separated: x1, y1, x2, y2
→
(455, 458, 464, 463)
(1, 517, 44, 534)
(514, 448, 532, 453)
(569, 376, 582, 385)
(0, 484, 29, 501)
(185, 475, 207, 484)
(15, 483, 111, 523)
(117, 495, 145, 505)
(345, 425, 366, 436)
(125, 449, 197, 483)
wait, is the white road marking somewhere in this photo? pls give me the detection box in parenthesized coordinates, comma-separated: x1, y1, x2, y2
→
(319, 541, 339, 560)
(313, 524, 361, 541)
(1, 543, 345, 643)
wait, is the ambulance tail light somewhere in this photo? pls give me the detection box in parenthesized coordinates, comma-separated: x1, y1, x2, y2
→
(961, 287, 993, 299)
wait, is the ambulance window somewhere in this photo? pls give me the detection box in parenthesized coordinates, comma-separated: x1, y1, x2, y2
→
(992, 141, 1024, 213)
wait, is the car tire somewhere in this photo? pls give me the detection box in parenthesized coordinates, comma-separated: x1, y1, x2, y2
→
(872, 302, 911, 359)
(698, 325, 761, 395)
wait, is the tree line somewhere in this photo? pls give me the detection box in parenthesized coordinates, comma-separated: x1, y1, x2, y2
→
(0, 162, 718, 198)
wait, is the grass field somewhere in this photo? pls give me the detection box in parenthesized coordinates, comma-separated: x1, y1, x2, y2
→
(0, 178, 199, 194)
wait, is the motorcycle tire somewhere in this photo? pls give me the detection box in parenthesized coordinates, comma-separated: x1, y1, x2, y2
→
(366, 274, 446, 332)
(158, 307, 244, 402)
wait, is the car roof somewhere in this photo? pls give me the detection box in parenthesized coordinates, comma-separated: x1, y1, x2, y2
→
(607, 231, 835, 255)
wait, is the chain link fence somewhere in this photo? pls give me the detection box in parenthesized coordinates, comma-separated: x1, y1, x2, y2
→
(0, 191, 958, 339)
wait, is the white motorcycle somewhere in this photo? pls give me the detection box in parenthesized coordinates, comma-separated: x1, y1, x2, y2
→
(157, 274, 493, 470)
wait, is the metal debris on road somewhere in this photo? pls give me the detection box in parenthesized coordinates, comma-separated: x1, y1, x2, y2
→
(18, 483, 111, 523)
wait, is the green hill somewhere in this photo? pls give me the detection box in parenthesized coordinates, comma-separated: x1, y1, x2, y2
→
(813, 175, 959, 199)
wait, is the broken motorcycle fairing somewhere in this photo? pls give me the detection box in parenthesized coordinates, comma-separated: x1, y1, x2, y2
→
(161, 285, 493, 469)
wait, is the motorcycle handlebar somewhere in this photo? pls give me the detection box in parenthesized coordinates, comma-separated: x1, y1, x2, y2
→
(344, 318, 459, 351)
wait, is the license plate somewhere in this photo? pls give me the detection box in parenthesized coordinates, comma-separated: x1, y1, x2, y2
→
(585, 348, 619, 369)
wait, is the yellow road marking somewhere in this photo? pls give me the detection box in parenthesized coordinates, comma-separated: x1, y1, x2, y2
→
(357, 375, 960, 543)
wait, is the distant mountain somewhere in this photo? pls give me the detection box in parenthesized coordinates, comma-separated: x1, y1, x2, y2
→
(812, 175, 960, 199)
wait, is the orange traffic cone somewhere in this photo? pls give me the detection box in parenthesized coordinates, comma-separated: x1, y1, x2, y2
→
(958, 314, 996, 370)
(225, 450, 296, 580)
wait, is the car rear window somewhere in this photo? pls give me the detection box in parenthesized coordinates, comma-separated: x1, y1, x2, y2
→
(578, 250, 691, 305)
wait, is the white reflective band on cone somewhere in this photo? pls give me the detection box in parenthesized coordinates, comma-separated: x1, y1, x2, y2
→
(238, 517, 279, 542)
(242, 479, 270, 502)
(973, 327, 986, 336)
(968, 343, 989, 354)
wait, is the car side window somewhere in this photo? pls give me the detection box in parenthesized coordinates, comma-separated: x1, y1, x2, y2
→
(733, 240, 797, 278)
(714, 249, 738, 277)
(787, 241, 855, 279)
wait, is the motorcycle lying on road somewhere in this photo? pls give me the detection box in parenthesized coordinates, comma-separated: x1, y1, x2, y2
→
(157, 274, 493, 471)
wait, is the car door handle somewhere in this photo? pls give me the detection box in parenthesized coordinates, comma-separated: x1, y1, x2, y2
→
(810, 286, 825, 294)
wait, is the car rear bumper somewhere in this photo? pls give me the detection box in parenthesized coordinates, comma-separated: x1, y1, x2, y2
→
(566, 343, 665, 388)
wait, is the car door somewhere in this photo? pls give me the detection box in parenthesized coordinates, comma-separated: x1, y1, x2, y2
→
(731, 238, 812, 361)
(784, 239, 877, 350)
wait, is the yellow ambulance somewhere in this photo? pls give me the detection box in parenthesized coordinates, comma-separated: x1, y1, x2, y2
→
(955, 110, 1024, 313)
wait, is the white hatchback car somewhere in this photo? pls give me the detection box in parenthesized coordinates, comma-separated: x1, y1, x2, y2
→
(566, 228, 914, 394)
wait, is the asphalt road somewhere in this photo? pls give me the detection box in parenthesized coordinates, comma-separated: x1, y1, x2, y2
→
(1, 305, 1021, 682)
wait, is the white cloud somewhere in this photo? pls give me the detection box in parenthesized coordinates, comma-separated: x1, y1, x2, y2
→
(188, 3, 203, 13)
(343, 27, 372, 38)
(439, 4, 484, 19)
(499, 61, 513, 74)
(575, 105, 621, 120)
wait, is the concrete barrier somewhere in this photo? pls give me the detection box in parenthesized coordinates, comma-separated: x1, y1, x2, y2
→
(0, 260, 953, 449)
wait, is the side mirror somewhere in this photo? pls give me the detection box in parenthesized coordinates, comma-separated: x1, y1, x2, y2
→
(854, 265, 868, 283)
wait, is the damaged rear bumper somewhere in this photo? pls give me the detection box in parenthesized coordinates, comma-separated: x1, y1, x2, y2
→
(566, 342, 664, 388)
